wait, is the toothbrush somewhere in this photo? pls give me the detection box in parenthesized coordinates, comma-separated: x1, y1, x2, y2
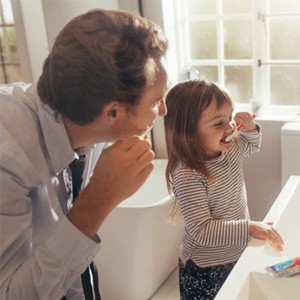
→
(225, 114, 256, 142)
(225, 123, 244, 142)
(140, 124, 153, 139)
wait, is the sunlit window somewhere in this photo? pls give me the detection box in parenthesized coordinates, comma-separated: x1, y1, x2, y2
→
(0, 0, 22, 83)
(170, 0, 300, 112)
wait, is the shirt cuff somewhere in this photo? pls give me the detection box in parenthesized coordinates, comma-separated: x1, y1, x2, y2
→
(44, 216, 101, 271)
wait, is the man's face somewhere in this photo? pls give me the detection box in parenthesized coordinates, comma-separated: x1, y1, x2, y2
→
(114, 58, 168, 139)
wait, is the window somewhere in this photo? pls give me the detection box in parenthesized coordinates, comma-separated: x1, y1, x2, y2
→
(169, 0, 300, 113)
(0, 0, 22, 83)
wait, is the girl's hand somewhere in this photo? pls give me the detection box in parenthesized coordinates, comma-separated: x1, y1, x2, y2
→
(234, 112, 256, 132)
(248, 221, 284, 252)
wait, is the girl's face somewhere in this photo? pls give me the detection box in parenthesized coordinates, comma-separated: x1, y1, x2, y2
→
(197, 97, 235, 159)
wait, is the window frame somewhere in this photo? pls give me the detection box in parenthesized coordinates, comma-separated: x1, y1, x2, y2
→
(165, 0, 300, 115)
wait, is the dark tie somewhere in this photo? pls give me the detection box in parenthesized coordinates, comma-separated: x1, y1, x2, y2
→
(67, 155, 101, 300)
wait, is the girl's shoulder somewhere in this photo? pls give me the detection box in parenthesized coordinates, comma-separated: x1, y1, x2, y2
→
(174, 162, 207, 182)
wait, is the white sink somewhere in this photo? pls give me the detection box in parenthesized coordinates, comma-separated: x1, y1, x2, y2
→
(236, 272, 300, 300)
(261, 178, 300, 258)
(215, 176, 300, 300)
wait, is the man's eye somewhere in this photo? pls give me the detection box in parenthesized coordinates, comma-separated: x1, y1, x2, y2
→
(153, 100, 161, 108)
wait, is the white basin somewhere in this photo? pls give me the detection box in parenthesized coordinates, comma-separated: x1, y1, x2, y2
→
(215, 176, 300, 300)
(261, 178, 300, 258)
(236, 272, 300, 300)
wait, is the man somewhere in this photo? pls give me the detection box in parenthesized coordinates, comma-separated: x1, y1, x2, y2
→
(0, 9, 168, 299)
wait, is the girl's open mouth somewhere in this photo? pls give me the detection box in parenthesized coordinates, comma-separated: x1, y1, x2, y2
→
(221, 136, 232, 144)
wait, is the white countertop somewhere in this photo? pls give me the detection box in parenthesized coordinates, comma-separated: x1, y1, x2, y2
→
(215, 176, 300, 300)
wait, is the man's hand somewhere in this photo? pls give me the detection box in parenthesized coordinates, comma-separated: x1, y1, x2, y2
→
(68, 136, 155, 238)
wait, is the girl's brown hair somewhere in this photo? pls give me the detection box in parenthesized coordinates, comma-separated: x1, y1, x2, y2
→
(164, 79, 233, 193)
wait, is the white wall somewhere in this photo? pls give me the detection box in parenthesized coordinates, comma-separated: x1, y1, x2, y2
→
(43, 0, 118, 49)
(13, 0, 119, 83)
(243, 118, 285, 220)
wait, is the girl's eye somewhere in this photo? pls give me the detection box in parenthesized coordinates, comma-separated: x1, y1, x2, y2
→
(214, 122, 223, 127)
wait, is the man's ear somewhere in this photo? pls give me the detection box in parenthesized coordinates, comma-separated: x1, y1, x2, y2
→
(102, 102, 126, 124)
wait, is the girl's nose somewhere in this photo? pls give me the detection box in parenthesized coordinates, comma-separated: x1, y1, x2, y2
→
(228, 121, 235, 130)
(227, 121, 235, 133)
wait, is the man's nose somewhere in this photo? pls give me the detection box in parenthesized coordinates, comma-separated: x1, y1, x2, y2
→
(158, 100, 167, 116)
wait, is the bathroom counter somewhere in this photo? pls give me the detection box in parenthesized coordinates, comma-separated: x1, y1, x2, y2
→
(215, 175, 300, 300)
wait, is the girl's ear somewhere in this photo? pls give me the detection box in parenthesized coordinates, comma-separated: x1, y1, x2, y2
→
(102, 101, 127, 124)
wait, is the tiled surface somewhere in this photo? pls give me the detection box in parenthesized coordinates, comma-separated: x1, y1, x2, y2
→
(149, 267, 180, 300)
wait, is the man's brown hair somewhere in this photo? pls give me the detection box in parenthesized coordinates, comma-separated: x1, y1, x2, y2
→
(37, 9, 168, 125)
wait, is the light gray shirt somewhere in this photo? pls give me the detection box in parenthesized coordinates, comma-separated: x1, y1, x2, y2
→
(0, 83, 103, 299)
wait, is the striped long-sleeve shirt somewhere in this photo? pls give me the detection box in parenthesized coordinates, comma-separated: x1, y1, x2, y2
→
(173, 127, 261, 267)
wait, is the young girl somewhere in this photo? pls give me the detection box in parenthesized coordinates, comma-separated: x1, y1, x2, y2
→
(164, 79, 284, 299)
